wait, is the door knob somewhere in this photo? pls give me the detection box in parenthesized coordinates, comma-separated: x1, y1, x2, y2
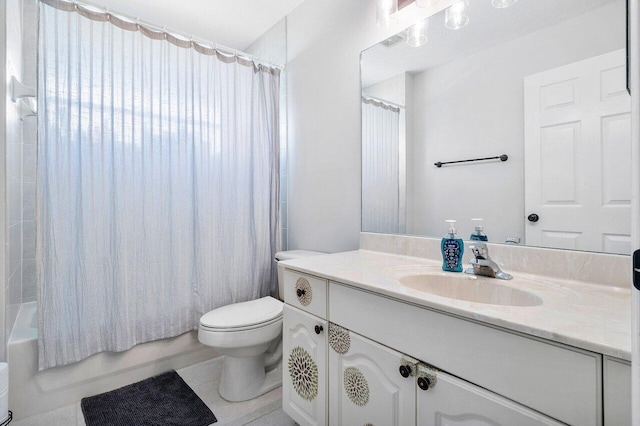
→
(399, 364, 412, 378)
(527, 213, 539, 223)
(314, 325, 323, 335)
(417, 376, 431, 391)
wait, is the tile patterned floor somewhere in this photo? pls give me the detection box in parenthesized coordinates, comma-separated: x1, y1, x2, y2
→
(11, 357, 296, 426)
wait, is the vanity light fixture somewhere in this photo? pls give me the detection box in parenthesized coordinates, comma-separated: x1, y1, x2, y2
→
(376, 0, 398, 28)
(10, 76, 37, 115)
(445, 0, 469, 30)
(491, 0, 518, 8)
(415, 0, 440, 8)
(407, 18, 429, 47)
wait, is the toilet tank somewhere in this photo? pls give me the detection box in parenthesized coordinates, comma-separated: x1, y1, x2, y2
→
(274, 250, 325, 300)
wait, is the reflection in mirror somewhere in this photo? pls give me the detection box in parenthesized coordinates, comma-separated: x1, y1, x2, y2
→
(361, 0, 630, 255)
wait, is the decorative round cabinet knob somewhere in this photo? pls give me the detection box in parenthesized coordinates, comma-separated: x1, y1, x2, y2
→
(527, 213, 539, 223)
(314, 325, 323, 335)
(296, 288, 306, 297)
(399, 365, 412, 378)
(417, 376, 431, 390)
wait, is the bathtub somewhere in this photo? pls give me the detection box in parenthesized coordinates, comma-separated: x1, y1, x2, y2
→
(7, 302, 218, 420)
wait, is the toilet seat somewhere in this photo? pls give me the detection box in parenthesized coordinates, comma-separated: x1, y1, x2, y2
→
(200, 315, 282, 332)
(200, 296, 283, 332)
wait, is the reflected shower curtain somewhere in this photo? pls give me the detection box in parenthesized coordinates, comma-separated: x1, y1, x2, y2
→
(361, 98, 400, 234)
(37, 2, 280, 370)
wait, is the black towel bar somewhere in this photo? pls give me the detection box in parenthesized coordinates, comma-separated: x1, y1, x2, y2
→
(434, 154, 508, 168)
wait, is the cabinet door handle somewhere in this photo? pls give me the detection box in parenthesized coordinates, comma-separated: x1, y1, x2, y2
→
(399, 364, 412, 378)
(296, 288, 306, 297)
(417, 376, 431, 391)
(314, 325, 323, 335)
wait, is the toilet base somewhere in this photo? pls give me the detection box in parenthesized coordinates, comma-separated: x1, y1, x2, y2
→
(219, 355, 283, 402)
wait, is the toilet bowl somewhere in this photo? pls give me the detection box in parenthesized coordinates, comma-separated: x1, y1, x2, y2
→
(198, 250, 324, 402)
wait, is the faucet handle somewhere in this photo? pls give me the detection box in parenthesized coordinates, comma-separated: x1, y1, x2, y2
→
(469, 243, 489, 260)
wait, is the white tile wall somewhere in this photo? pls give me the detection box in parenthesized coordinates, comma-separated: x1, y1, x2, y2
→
(4, 0, 38, 351)
(19, 1, 37, 303)
(5, 0, 24, 345)
(21, 117, 36, 302)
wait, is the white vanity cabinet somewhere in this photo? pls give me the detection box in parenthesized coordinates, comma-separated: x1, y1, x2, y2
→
(330, 282, 601, 426)
(328, 325, 417, 425)
(603, 357, 631, 426)
(283, 304, 328, 426)
(282, 266, 623, 426)
(327, 323, 561, 426)
(419, 371, 564, 425)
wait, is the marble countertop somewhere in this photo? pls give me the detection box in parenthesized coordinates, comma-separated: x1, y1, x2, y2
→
(282, 250, 631, 361)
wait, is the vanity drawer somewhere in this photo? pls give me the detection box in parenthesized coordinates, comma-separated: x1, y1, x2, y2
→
(330, 282, 602, 426)
(284, 269, 328, 319)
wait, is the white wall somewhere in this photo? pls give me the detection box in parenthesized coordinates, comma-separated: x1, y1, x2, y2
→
(245, 19, 287, 67)
(410, 1, 625, 244)
(5, 0, 23, 352)
(286, 0, 456, 253)
(0, 0, 6, 361)
(363, 74, 407, 106)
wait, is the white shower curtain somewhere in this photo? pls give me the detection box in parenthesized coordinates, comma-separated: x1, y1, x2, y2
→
(362, 97, 401, 234)
(37, 1, 280, 370)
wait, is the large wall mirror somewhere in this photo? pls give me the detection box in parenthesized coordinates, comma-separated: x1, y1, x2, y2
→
(361, 0, 631, 255)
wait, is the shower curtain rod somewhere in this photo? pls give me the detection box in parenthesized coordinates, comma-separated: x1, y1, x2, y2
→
(39, 0, 285, 71)
(362, 95, 404, 111)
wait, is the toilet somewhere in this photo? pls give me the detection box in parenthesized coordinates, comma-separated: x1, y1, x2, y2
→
(198, 250, 324, 402)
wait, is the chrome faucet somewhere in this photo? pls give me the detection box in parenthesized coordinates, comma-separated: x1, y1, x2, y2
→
(465, 243, 513, 280)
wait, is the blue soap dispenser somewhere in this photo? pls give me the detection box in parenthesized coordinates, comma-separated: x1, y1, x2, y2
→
(441, 220, 464, 272)
(470, 218, 488, 241)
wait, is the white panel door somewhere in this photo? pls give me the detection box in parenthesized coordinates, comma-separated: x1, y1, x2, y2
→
(524, 49, 631, 254)
(283, 305, 327, 426)
(418, 370, 564, 426)
(328, 325, 416, 425)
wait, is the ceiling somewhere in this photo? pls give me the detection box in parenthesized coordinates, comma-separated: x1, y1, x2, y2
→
(92, 0, 305, 50)
(362, 0, 622, 87)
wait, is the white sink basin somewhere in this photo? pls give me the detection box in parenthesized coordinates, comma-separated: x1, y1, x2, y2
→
(398, 274, 543, 307)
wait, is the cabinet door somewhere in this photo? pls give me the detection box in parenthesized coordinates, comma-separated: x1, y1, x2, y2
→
(604, 356, 631, 426)
(283, 304, 327, 426)
(418, 370, 564, 425)
(328, 325, 416, 425)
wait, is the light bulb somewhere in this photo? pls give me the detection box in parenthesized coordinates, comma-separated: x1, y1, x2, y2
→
(407, 19, 429, 47)
(445, 0, 469, 30)
(377, 0, 398, 28)
(415, 0, 440, 8)
(492, 0, 518, 8)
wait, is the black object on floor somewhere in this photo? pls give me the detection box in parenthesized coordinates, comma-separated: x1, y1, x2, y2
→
(81, 370, 217, 426)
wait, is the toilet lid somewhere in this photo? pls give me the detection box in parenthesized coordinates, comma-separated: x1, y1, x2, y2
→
(200, 296, 283, 330)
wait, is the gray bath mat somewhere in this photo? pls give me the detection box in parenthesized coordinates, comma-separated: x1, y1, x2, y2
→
(81, 370, 217, 426)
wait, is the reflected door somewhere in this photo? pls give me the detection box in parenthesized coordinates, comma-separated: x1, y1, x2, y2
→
(524, 49, 631, 254)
